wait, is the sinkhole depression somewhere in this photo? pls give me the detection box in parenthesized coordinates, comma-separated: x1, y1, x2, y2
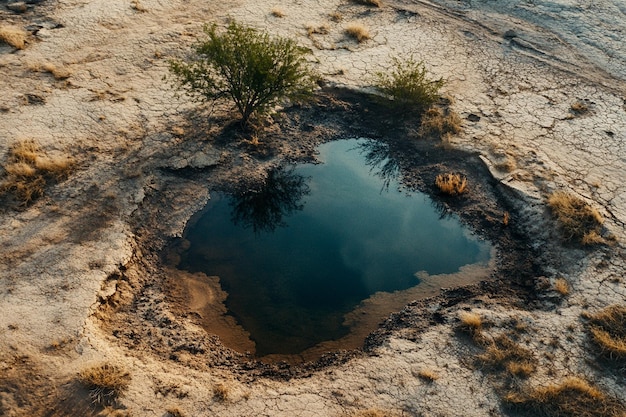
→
(179, 138, 492, 359)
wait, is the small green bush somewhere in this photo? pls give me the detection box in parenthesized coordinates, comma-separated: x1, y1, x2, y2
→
(169, 21, 317, 126)
(373, 56, 444, 113)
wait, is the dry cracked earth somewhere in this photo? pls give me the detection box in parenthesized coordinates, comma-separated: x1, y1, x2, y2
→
(1, 0, 625, 416)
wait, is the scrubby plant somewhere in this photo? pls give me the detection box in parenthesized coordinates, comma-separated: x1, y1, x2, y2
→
(585, 305, 626, 361)
(477, 335, 537, 377)
(169, 21, 317, 127)
(435, 172, 467, 196)
(416, 369, 439, 382)
(212, 382, 231, 402)
(0, 140, 75, 206)
(554, 277, 570, 295)
(373, 56, 444, 113)
(547, 191, 604, 244)
(419, 106, 462, 138)
(0, 25, 27, 49)
(271, 7, 285, 17)
(345, 23, 371, 43)
(504, 377, 625, 417)
(78, 363, 131, 406)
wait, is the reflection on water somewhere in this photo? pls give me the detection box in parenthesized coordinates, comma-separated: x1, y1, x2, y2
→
(180, 139, 491, 357)
(229, 166, 310, 234)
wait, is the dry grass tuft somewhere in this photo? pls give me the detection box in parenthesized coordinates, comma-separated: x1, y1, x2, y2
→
(0, 140, 75, 206)
(458, 311, 483, 342)
(554, 277, 570, 295)
(0, 25, 28, 49)
(477, 335, 537, 377)
(78, 363, 131, 406)
(271, 7, 285, 17)
(419, 107, 462, 138)
(41, 62, 72, 80)
(548, 191, 604, 244)
(504, 377, 625, 417)
(570, 101, 589, 114)
(130, 0, 147, 12)
(350, 0, 382, 7)
(212, 383, 230, 402)
(345, 23, 371, 43)
(329, 11, 343, 22)
(416, 369, 439, 382)
(586, 305, 626, 361)
(435, 172, 467, 196)
(165, 408, 186, 417)
(306, 23, 330, 36)
(503, 211, 510, 226)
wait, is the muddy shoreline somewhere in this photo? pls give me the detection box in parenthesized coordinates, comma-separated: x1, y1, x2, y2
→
(97, 87, 547, 374)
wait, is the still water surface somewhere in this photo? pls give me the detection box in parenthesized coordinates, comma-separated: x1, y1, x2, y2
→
(181, 139, 491, 356)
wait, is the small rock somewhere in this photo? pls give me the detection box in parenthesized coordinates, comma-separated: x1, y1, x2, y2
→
(467, 113, 481, 122)
(7, 2, 28, 13)
(503, 29, 517, 39)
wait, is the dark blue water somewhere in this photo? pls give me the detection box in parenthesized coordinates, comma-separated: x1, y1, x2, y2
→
(180, 139, 491, 356)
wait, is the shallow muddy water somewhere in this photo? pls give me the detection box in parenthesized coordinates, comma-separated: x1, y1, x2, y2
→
(180, 139, 492, 357)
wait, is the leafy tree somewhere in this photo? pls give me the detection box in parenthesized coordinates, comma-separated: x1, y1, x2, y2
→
(374, 56, 444, 113)
(169, 21, 317, 126)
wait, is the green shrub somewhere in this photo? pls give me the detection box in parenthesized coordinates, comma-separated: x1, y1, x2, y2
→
(169, 21, 317, 126)
(373, 56, 444, 113)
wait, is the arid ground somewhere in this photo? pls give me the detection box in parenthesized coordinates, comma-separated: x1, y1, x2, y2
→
(1, 0, 625, 416)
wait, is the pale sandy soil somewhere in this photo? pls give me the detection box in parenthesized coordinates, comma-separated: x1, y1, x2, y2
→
(1, 0, 625, 416)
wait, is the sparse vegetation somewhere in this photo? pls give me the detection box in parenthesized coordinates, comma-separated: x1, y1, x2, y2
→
(0, 140, 75, 206)
(212, 382, 230, 402)
(435, 172, 467, 196)
(271, 7, 285, 17)
(306, 23, 330, 36)
(40, 62, 72, 80)
(504, 377, 625, 417)
(503, 211, 510, 226)
(570, 100, 589, 114)
(419, 106, 462, 138)
(554, 277, 570, 295)
(373, 56, 444, 113)
(78, 363, 131, 406)
(458, 311, 483, 340)
(477, 335, 537, 377)
(165, 408, 186, 417)
(585, 305, 626, 361)
(329, 11, 343, 22)
(416, 369, 439, 382)
(169, 21, 317, 126)
(0, 25, 27, 49)
(547, 191, 604, 244)
(345, 23, 371, 43)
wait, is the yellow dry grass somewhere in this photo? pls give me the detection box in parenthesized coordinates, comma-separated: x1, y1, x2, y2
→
(345, 23, 371, 43)
(504, 377, 625, 417)
(477, 335, 537, 377)
(435, 172, 467, 196)
(547, 191, 604, 244)
(420, 107, 462, 138)
(78, 363, 131, 406)
(416, 369, 439, 382)
(212, 383, 231, 402)
(554, 277, 570, 295)
(586, 305, 626, 360)
(0, 25, 27, 49)
(271, 7, 285, 17)
(1, 140, 75, 206)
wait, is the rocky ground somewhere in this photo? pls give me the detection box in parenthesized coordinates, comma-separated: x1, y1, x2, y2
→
(0, 0, 625, 416)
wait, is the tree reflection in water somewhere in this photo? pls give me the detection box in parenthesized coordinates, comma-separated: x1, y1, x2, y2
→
(354, 139, 400, 190)
(229, 166, 310, 234)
